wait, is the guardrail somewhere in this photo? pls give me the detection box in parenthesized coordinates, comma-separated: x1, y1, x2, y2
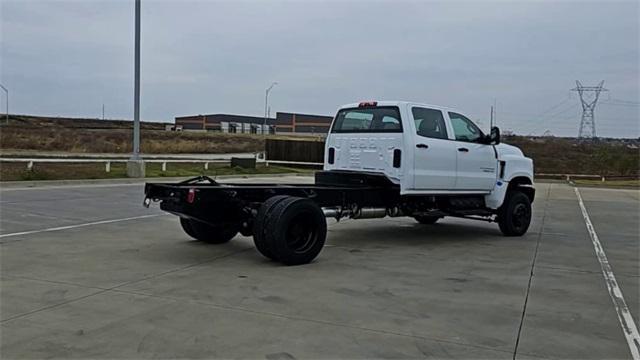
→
(535, 173, 602, 181)
(0, 156, 262, 173)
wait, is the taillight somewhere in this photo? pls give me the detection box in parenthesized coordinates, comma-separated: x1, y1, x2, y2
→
(358, 101, 378, 107)
(187, 188, 196, 203)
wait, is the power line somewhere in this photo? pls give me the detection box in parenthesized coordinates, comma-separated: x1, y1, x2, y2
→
(526, 106, 580, 135)
(600, 102, 640, 107)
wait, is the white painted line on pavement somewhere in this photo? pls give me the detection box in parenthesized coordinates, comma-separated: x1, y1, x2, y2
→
(575, 187, 640, 360)
(0, 214, 165, 240)
(0, 183, 144, 191)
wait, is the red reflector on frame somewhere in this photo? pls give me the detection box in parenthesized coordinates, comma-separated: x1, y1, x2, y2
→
(187, 188, 196, 203)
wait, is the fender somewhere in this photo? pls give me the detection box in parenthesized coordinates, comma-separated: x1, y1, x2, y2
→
(485, 153, 534, 210)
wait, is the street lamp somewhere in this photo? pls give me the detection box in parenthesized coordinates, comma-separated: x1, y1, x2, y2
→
(126, 0, 145, 177)
(132, 0, 141, 160)
(0, 84, 8, 125)
(263, 82, 277, 135)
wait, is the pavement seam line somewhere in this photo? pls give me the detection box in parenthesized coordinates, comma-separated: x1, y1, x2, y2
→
(1, 275, 110, 291)
(2, 243, 511, 355)
(512, 183, 551, 360)
(107, 247, 253, 290)
(0, 289, 110, 323)
(0, 214, 165, 241)
(0, 247, 253, 324)
(574, 187, 640, 360)
(103, 287, 513, 356)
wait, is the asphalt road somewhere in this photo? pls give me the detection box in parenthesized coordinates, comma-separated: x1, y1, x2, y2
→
(0, 177, 638, 359)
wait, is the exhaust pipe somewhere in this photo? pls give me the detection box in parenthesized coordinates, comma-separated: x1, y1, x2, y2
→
(322, 207, 344, 218)
(323, 206, 403, 220)
(352, 207, 387, 219)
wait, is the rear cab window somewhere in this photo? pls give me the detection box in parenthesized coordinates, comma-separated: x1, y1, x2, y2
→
(331, 106, 402, 133)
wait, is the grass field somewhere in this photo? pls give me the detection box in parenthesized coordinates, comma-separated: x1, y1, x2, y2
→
(1, 116, 326, 155)
(0, 162, 312, 181)
(1, 128, 267, 154)
(1, 114, 638, 180)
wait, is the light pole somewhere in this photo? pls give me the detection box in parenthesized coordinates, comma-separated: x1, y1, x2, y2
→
(132, 0, 141, 159)
(126, 0, 144, 177)
(263, 82, 277, 135)
(0, 84, 8, 125)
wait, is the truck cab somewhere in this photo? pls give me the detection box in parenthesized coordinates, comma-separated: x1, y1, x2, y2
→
(324, 101, 534, 210)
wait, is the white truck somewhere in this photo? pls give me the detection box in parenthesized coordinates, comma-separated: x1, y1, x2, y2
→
(145, 101, 535, 265)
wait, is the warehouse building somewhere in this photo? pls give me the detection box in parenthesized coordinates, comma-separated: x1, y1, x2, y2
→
(175, 112, 333, 135)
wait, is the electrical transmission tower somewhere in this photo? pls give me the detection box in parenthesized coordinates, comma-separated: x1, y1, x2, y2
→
(571, 80, 608, 138)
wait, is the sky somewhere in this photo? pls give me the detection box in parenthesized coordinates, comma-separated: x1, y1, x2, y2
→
(1, 0, 638, 138)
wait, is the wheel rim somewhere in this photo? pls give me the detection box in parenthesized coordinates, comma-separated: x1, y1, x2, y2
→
(512, 203, 530, 230)
(286, 211, 318, 253)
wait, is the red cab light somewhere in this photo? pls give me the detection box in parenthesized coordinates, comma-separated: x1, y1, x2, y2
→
(358, 101, 378, 107)
(187, 188, 196, 203)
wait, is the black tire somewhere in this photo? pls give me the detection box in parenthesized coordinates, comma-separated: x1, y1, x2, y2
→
(414, 215, 441, 225)
(497, 190, 532, 236)
(181, 218, 238, 244)
(263, 196, 327, 265)
(253, 195, 290, 260)
(180, 217, 198, 238)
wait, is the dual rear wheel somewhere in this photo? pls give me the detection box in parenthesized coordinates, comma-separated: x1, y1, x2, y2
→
(253, 196, 327, 265)
(180, 195, 328, 265)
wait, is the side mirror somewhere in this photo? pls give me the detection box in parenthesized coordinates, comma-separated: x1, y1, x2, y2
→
(489, 126, 500, 145)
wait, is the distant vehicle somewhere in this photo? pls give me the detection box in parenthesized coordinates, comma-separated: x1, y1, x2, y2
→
(165, 124, 183, 131)
(145, 101, 535, 265)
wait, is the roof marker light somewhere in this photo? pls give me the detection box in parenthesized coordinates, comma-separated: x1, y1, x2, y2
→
(358, 101, 378, 107)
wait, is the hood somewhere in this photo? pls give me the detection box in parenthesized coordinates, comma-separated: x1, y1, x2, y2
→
(495, 143, 524, 159)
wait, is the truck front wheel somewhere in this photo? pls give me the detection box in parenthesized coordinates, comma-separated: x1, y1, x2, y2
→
(180, 218, 238, 244)
(497, 191, 532, 236)
(263, 196, 327, 265)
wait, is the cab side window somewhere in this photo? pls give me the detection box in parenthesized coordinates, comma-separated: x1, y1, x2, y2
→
(412, 107, 448, 139)
(448, 112, 483, 142)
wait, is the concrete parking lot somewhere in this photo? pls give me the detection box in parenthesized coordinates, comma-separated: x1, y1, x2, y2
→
(1, 176, 638, 359)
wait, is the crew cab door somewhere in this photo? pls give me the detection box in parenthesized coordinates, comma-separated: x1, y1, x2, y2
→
(411, 107, 457, 189)
(447, 112, 497, 191)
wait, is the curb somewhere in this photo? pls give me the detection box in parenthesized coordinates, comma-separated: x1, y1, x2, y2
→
(0, 172, 313, 189)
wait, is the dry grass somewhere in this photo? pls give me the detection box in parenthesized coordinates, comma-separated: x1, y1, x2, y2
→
(2, 115, 637, 178)
(1, 127, 265, 154)
(504, 136, 639, 176)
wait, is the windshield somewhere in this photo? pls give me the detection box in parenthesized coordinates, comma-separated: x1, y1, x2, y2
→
(331, 106, 402, 133)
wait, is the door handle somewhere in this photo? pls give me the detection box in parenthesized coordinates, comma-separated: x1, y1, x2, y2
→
(416, 143, 429, 149)
(458, 147, 469, 152)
